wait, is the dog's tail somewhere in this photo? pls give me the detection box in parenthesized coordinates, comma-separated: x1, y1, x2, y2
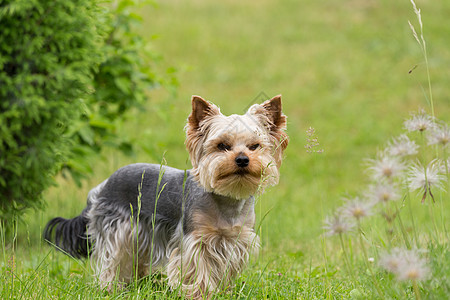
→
(43, 211, 91, 259)
(43, 179, 108, 259)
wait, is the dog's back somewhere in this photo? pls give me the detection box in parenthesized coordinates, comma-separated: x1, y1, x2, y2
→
(44, 163, 189, 260)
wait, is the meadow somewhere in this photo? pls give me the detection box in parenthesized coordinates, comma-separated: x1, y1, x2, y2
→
(2, 0, 450, 298)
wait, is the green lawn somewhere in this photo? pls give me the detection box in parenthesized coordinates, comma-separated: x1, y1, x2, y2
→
(2, 0, 450, 298)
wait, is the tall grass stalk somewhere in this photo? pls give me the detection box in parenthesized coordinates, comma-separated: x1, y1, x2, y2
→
(150, 160, 167, 276)
(412, 280, 422, 300)
(393, 200, 411, 249)
(180, 168, 188, 283)
(418, 131, 441, 240)
(338, 233, 355, 283)
(132, 170, 145, 289)
(382, 202, 393, 248)
(320, 225, 332, 299)
(441, 148, 449, 240)
(356, 221, 384, 299)
(405, 188, 421, 248)
(409, 0, 434, 119)
(1, 220, 6, 267)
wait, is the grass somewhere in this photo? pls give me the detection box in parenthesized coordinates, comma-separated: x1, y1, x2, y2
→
(2, 0, 450, 298)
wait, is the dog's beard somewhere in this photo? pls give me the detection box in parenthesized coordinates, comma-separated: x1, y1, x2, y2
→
(194, 152, 279, 199)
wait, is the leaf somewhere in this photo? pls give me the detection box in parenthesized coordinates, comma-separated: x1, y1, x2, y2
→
(77, 126, 95, 146)
(89, 118, 115, 130)
(114, 76, 131, 94)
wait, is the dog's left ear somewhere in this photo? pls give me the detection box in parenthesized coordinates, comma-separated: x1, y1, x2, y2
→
(262, 95, 288, 153)
(248, 95, 289, 166)
(248, 95, 288, 133)
(261, 95, 286, 132)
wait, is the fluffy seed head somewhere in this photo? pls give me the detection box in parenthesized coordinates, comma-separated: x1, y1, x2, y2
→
(387, 134, 419, 157)
(379, 248, 404, 274)
(406, 159, 445, 192)
(379, 247, 430, 282)
(339, 196, 374, 220)
(367, 153, 405, 181)
(367, 182, 401, 203)
(427, 123, 450, 148)
(323, 214, 355, 236)
(404, 109, 435, 132)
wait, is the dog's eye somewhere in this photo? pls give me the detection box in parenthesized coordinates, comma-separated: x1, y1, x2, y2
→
(248, 144, 260, 151)
(217, 143, 231, 151)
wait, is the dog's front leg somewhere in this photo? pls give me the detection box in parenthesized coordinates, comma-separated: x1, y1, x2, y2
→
(167, 227, 258, 299)
(167, 231, 227, 300)
(167, 232, 215, 299)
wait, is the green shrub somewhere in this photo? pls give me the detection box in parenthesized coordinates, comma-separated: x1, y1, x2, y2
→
(62, 0, 161, 184)
(0, 0, 161, 221)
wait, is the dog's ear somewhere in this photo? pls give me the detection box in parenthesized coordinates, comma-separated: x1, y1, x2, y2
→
(186, 96, 220, 168)
(262, 95, 289, 154)
(247, 95, 289, 166)
(188, 95, 220, 129)
(261, 95, 286, 132)
(248, 95, 287, 133)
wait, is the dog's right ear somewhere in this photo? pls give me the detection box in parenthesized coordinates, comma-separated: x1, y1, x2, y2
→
(186, 96, 220, 168)
(188, 96, 220, 129)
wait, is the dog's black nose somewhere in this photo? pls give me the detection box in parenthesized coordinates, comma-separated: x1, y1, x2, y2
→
(235, 154, 249, 168)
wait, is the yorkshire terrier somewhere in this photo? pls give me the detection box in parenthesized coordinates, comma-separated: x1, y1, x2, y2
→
(44, 95, 288, 298)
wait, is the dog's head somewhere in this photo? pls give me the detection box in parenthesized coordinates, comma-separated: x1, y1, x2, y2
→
(185, 95, 289, 199)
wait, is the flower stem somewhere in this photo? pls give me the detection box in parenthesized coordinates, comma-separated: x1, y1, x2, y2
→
(406, 187, 420, 248)
(442, 147, 449, 242)
(394, 201, 411, 249)
(382, 202, 393, 247)
(357, 222, 384, 299)
(413, 280, 421, 300)
(338, 233, 355, 283)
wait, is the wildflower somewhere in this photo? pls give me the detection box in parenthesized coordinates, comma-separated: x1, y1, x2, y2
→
(305, 127, 324, 153)
(406, 159, 445, 202)
(367, 182, 401, 203)
(397, 257, 430, 282)
(387, 134, 419, 157)
(323, 214, 355, 236)
(404, 109, 435, 132)
(379, 248, 404, 273)
(379, 248, 430, 282)
(427, 123, 450, 148)
(339, 196, 374, 220)
(367, 153, 405, 181)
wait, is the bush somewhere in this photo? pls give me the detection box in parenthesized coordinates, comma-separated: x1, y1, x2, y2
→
(62, 0, 161, 184)
(0, 0, 161, 221)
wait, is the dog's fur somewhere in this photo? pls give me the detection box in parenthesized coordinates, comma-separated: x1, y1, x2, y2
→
(44, 95, 288, 298)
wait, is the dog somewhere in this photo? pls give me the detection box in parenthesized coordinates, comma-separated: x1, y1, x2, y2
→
(44, 95, 288, 298)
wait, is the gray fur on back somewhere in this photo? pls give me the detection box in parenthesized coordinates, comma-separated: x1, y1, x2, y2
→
(87, 164, 197, 232)
(83, 163, 256, 279)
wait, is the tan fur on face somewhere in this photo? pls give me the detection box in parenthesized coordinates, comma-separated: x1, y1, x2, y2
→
(167, 211, 259, 299)
(185, 95, 288, 199)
